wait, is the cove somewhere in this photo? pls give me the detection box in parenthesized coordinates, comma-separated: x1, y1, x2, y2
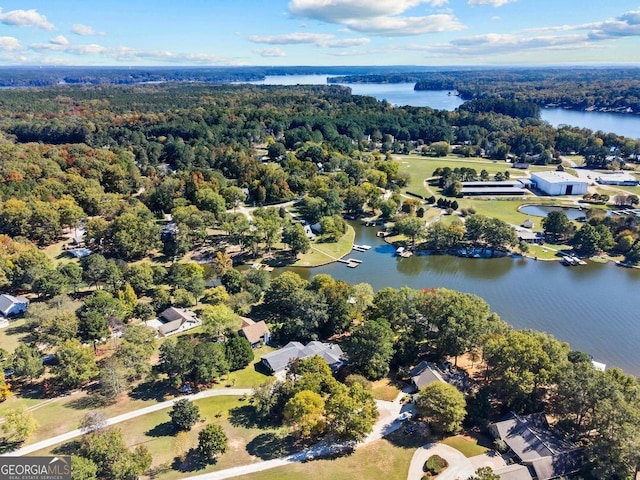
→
(280, 222, 640, 375)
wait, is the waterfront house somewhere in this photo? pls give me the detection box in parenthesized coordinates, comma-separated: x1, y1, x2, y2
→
(490, 413, 582, 480)
(261, 341, 344, 374)
(239, 317, 270, 347)
(409, 361, 446, 391)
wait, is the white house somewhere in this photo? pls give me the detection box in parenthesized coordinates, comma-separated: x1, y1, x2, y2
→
(0, 294, 29, 318)
(530, 172, 588, 196)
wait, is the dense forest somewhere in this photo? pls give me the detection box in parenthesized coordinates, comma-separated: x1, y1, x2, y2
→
(0, 78, 638, 479)
(329, 68, 640, 114)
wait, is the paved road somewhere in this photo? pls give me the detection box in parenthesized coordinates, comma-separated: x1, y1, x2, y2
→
(2, 388, 252, 457)
(407, 443, 476, 480)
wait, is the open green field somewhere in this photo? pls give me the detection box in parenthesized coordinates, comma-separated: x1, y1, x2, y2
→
(293, 225, 355, 267)
(440, 435, 489, 458)
(233, 437, 416, 480)
(0, 318, 31, 354)
(394, 154, 550, 197)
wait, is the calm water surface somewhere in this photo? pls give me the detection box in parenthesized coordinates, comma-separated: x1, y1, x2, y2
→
(281, 223, 640, 375)
(254, 75, 640, 375)
(518, 205, 587, 220)
(255, 75, 640, 137)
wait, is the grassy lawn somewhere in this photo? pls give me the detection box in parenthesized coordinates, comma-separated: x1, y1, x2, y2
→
(293, 225, 355, 267)
(395, 154, 550, 197)
(233, 438, 416, 480)
(525, 243, 570, 261)
(455, 198, 562, 228)
(224, 345, 275, 389)
(370, 378, 402, 401)
(4, 347, 274, 447)
(30, 394, 291, 480)
(0, 318, 31, 353)
(441, 435, 489, 458)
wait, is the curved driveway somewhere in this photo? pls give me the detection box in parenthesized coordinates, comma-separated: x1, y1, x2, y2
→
(407, 443, 476, 480)
(2, 388, 252, 457)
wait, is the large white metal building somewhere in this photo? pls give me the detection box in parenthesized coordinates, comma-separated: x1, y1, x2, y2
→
(530, 171, 589, 196)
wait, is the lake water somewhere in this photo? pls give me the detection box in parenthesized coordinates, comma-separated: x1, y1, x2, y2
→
(518, 205, 587, 221)
(280, 223, 640, 375)
(254, 75, 640, 138)
(255, 75, 640, 375)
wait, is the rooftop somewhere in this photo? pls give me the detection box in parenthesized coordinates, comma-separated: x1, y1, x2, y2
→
(409, 361, 446, 389)
(531, 171, 587, 184)
(240, 318, 270, 344)
(261, 341, 344, 373)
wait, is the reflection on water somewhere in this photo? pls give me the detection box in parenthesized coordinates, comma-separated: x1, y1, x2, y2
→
(278, 221, 640, 375)
(519, 204, 587, 220)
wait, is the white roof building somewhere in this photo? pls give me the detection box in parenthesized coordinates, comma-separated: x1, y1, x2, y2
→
(596, 172, 639, 186)
(531, 172, 588, 196)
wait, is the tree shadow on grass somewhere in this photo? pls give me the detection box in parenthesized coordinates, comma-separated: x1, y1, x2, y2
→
(384, 422, 435, 450)
(171, 448, 211, 473)
(51, 440, 82, 455)
(66, 393, 110, 410)
(0, 441, 22, 455)
(228, 405, 280, 430)
(145, 421, 175, 438)
(129, 379, 174, 402)
(14, 383, 47, 400)
(246, 432, 297, 460)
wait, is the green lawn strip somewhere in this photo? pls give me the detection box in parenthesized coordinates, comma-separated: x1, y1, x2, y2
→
(0, 317, 31, 353)
(525, 243, 569, 261)
(232, 438, 416, 480)
(562, 155, 586, 167)
(370, 378, 402, 402)
(440, 435, 488, 458)
(293, 225, 355, 267)
(455, 198, 568, 229)
(0, 395, 44, 418)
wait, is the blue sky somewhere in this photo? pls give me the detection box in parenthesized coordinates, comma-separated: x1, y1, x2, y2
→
(0, 1, 639, 66)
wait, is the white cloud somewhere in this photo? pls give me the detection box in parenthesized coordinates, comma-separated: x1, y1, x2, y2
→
(344, 14, 464, 36)
(0, 8, 54, 30)
(325, 37, 370, 47)
(288, 0, 462, 36)
(0, 36, 22, 51)
(250, 32, 334, 45)
(50, 35, 69, 46)
(468, 0, 516, 6)
(290, 0, 429, 21)
(413, 8, 640, 58)
(71, 24, 103, 36)
(255, 48, 287, 58)
(250, 32, 370, 48)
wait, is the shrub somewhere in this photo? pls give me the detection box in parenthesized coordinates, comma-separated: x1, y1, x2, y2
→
(423, 454, 448, 475)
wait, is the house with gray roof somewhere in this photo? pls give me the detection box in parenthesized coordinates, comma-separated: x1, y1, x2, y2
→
(0, 294, 29, 318)
(490, 413, 582, 480)
(261, 341, 345, 374)
(157, 307, 201, 337)
(409, 361, 446, 391)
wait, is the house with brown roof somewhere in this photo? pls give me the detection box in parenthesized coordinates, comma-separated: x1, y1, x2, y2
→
(239, 317, 270, 347)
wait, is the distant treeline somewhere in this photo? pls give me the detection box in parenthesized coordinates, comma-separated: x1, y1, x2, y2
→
(0, 66, 437, 87)
(329, 68, 640, 114)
